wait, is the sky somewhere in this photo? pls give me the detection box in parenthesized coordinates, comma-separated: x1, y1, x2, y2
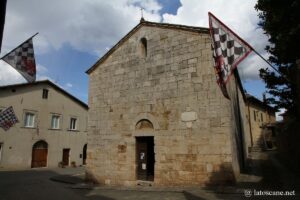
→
(0, 0, 278, 114)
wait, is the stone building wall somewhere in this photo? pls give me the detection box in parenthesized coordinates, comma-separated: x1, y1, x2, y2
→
(244, 100, 276, 148)
(226, 74, 249, 173)
(87, 24, 243, 186)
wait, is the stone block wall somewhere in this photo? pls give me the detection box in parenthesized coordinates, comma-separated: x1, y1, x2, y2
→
(87, 25, 240, 186)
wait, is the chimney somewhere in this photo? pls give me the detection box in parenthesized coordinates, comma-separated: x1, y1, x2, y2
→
(263, 92, 267, 104)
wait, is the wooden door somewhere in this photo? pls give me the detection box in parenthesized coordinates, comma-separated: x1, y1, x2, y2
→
(31, 141, 48, 168)
(62, 149, 70, 166)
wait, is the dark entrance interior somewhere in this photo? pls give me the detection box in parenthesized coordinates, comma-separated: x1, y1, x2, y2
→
(83, 144, 87, 165)
(31, 140, 48, 168)
(62, 148, 70, 166)
(0, 143, 3, 163)
(136, 136, 154, 181)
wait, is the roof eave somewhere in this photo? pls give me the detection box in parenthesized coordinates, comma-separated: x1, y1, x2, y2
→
(0, 80, 88, 110)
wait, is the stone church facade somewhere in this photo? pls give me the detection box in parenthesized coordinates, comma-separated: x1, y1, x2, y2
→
(86, 20, 249, 186)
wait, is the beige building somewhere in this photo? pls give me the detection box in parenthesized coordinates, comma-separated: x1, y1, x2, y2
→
(245, 94, 276, 150)
(86, 20, 250, 186)
(0, 80, 88, 168)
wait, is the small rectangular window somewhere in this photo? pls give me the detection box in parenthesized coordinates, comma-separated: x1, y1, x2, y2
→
(42, 89, 48, 99)
(69, 118, 77, 130)
(261, 113, 263, 122)
(51, 115, 60, 129)
(253, 110, 256, 121)
(24, 112, 35, 127)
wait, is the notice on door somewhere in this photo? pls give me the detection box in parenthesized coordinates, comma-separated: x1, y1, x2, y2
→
(140, 152, 145, 160)
(142, 163, 146, 170)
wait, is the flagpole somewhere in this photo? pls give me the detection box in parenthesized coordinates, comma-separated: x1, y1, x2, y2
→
(250, 48, 280, 74)
(249, 47, 292, 83)
(0, 32, 38, 60)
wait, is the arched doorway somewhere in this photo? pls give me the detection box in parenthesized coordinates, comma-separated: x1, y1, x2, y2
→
(31, 140, 48, 168)
(135, 119, 155, 181)
(83, 144, 87, 165)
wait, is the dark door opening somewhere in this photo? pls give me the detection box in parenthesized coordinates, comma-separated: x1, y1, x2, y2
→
(136, 136, 154, 181)
(0, 143, 3, 163)
(83, 144, 87, 165)
(62, 148, 70, 166)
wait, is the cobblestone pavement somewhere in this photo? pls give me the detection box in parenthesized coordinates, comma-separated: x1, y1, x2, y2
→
(0, 151, 299, 200)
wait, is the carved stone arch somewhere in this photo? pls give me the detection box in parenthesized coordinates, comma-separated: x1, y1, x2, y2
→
(131, 113, 159, 131)
(136, 119, 154, 130)
(33, 140, 48, 149)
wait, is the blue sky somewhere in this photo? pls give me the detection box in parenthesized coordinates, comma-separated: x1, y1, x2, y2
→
(0, 0, 273, 106)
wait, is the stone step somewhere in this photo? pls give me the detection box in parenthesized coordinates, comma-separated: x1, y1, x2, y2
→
(249, 146, 264, 152)
(136, 180, 154, 187)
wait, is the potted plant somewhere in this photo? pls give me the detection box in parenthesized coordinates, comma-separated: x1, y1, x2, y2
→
(71, 161, 76, 168)
(58, 161, 64, 168)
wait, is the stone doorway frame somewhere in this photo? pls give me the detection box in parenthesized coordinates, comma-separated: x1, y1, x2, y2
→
(136, 136, 155, 181)
(132, 113, 159, 184)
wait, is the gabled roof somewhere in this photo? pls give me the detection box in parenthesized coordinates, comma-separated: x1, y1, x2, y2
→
(85, 19, 250, 104)
(0, 80, 88, 109)
(86, 19, 209, 74)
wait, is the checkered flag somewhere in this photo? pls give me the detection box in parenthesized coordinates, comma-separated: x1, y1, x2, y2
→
(209, 12, 252, 97)
(0, 106, 19, 131)
(1, 34, 37, 83)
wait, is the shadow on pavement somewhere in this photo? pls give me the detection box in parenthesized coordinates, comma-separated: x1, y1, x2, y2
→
(0, 169, 86, 200)
(183, 191, 206, 200)
(201, 151, 299, 199)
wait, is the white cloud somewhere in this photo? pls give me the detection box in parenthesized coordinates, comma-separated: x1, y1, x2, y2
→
(36, 64, 48, 74)
(1, 0, 162, 57)
(36, 75, 53, 82)
(238, 52, 271, 81)
(0, 61, 26, 85)
(276, 108, 286, 121)
(128, 0, 162, 13)
(65, 83, 73, 88)
(1, 0, 270, 83)
(162, 0, 269, 80)
(0, 61, 52, 86)
(36, 64, 52, 82)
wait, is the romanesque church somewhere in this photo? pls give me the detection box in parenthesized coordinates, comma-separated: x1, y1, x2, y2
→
(86, 19, 249, 186)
